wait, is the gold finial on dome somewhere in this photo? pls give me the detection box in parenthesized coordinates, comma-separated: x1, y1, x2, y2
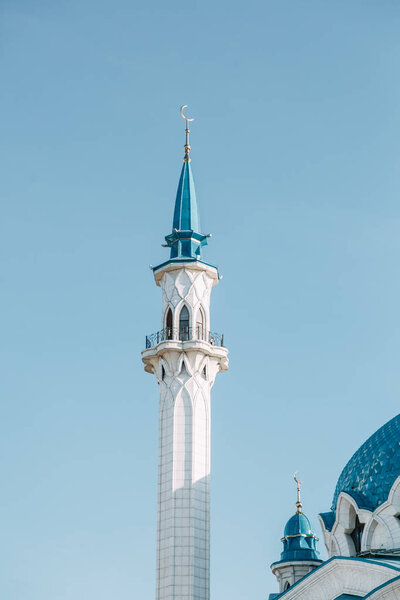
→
(180, 105, 194, 162)
(294, 471, 303, 514)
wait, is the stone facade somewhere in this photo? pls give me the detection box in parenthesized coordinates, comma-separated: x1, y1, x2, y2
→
(319, 477, 400, 559)
(142, 261, 228, 600)
(272, 561, 321, 593)
(269, 416, 400, 599)
(271, 557, 400, 599)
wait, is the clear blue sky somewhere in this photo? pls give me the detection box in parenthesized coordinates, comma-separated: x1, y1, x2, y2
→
(1, 1, 400, 598)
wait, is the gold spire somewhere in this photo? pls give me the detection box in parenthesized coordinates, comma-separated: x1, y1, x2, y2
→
(293, 471, 303, 514)
(180, 105, 194, 162)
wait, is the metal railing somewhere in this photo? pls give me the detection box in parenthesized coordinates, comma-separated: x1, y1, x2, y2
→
(145, 327, 224, 349)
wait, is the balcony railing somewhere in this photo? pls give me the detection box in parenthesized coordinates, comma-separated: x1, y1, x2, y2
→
(145, 327, 224, 349)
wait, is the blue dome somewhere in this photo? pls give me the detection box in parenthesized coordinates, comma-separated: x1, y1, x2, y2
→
(284, 513, 314, 537)
(271, 511, 322, 565)
(331, 413, 400, 512)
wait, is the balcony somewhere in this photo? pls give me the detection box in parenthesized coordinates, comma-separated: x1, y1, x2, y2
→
(145, 327, 224, 349)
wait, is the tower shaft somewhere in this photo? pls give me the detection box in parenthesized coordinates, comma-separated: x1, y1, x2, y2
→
(143, 262, 228, 600)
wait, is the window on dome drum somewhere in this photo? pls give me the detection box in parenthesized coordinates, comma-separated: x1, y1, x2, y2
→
(196, 308, 205, 340)
(179, 306, 190, 341)
(351, 515, 364, 554)
(166, 309, 173, 340)
(284, 582, 290, 590)
(161, 366, 165, 381)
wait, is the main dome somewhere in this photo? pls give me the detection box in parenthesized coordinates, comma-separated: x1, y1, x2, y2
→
(331, 413, 400, 512)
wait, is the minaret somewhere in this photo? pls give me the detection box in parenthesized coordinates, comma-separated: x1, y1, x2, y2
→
(142, 106, 228, 600)
(270, 474, 322, 594)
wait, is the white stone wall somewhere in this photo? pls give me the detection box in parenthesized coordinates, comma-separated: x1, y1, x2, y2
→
(273, 562, 320, 592)
(156, 349, 216, 600)
(159, 266, 213, 333)
(142, 262, 228, 600)
(366, 577, 400, 599)
(275, 557, 400, 599)
(319, 477, 400, 558)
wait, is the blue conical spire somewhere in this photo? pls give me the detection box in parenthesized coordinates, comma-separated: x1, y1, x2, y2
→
(172, 161, 201, 232)
(163, 108, 208, 261)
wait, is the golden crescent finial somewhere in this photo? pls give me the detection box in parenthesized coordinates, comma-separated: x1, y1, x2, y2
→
(180, 105, 194, 162)
(180, 105, 194, 122)
(293, 471, 303, 514)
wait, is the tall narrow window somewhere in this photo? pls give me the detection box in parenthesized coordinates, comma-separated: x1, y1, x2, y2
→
(196, 307, 205, 340)
(179, 306, 190, 341)
(166, 309, 173, 340)
(351, 515, 364, 554)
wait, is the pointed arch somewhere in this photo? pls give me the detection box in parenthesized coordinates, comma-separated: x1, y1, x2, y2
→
(193, 392, 208, 483)
(173, 388, 193, 491)
(179, 304, 190, 341)
(165, 307, 173, 340)
(196, 306, 205, 340)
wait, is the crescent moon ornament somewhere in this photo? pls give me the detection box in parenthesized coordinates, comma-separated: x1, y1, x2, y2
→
(180, 105, 194, 162)
(180, 105, 194, 122)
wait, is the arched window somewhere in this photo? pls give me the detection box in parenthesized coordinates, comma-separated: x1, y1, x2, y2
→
(179, 305, 190, 341)
(166, 308, 173, 340)
(196, 307, 205, 340)
(284, 582, 290, 590)
(351, 514, 364, 554)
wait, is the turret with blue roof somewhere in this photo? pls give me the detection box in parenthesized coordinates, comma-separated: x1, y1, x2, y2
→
(270, 473, 322, 594)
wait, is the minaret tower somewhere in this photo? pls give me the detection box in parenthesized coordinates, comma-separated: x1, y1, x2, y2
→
(270, 474, 322, 594)
(142, 106, 228, 600)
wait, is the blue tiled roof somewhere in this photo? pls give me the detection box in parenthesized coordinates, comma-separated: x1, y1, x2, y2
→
(161, 161, 208, 264)
(319, 511, 335, 531)
(331, 414, 400, 512)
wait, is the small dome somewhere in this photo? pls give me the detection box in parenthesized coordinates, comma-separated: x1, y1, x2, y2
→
(284, 513, 314, 537)
(332, 413, 400, 512)
(271, 511, 321, 565)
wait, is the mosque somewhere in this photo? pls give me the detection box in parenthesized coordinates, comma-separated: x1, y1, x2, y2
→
(269, 414, 400, 599)
(141, 107, 400, 600)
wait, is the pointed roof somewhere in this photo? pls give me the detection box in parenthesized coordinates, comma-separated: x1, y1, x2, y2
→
(163, 160, 208, 262)
(152, 106, 218, 274)
(172, 161, 201, 233)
